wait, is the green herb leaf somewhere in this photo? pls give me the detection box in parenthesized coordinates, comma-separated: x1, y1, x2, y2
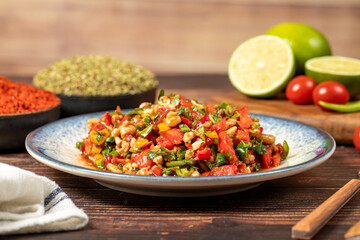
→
(220, 102, 228, 109)
(147, 151, 157, 160)
(252, 140, 267, 155)
(158, 89, 165, 100)
(215, 153, 227, 167)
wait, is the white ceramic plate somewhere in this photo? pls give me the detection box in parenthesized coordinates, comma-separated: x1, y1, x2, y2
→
(26, 111, 336, 197)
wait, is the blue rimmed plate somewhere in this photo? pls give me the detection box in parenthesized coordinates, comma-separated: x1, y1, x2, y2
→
(25, 111, 336, 197)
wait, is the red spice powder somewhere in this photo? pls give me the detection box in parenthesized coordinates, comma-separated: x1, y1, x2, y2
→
(0, 76, 60, 114)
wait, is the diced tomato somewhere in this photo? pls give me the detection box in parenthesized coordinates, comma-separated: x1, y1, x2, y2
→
(179, 96, 193, 108)
(196, 148, 211, 160)
(212, 165, 239, 176)
(160, 128, 184, 145)
(90, 122, 106, 132)
(205, 104, 216, 114)
(238, 163, 250, 174)
(131, 148, 154, 169)
(272, 153, 281, 167)
(156, 136, 174, 149)
(237, 129, 250, 142)
(236, 106, 252, 129)
(201, 171, 212, 176)
(218, 132, 238, 164)
(262, 146, 272, 168)
(190, 110, 202, 120)
(180, 116, 192, 128)
(211, 118, 226, 134)
(83, 138, 93, 156)
(152, 166, 162, 176)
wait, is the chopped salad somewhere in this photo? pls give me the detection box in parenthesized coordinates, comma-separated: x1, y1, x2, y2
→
(76, 91, 289, 176)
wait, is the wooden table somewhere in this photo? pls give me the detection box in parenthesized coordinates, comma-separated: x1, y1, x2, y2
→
(1, 75, 360, 240)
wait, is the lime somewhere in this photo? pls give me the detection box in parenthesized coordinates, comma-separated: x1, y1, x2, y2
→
(228, 35, 295, 98)
(305, 56, 360, 97)
(267, 22, 331, 74)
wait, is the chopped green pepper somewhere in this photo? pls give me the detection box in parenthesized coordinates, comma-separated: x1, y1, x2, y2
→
(76, 141, 84, 150)
(137, 125, 153, 138)
(179, 123, 191, 132)
(281, 140, 289, 160)
(319, 100, 360, 113)
(166, 160, 195, 167)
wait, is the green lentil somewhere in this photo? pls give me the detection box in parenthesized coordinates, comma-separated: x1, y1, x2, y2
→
(33, 55, 158, 96)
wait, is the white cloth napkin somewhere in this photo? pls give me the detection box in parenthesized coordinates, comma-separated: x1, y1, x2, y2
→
(0, 162, 88, 235)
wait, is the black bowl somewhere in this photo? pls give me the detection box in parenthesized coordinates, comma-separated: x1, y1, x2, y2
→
(57, 87, 157, 117)
(0, 104, 61, 151)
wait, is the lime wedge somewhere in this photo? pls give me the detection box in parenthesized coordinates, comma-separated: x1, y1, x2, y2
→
(305, 56, 360, 97)
(228, 35, 295, 98)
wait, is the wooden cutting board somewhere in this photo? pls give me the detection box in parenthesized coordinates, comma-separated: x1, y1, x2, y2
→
(208, 91, 359, 145)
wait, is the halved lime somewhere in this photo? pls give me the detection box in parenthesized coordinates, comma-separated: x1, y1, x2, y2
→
(305, 56, 360, 97)
(228, 35, 295, 98)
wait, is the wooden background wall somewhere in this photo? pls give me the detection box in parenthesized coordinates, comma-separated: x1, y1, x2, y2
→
(0, 0, 359, 77)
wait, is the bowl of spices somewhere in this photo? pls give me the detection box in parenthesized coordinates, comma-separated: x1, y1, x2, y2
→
(0, 76, 60, 151)
(34, 55, 158, 116)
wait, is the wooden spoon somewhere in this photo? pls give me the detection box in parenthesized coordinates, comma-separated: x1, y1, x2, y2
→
(292, 172, 360, 239)
(345, 220, 360, 239)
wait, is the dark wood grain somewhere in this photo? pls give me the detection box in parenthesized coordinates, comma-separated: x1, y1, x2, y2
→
(1, 75, 360, 240)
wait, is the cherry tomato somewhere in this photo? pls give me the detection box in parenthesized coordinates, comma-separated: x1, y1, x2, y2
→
(353, 126, 360, 151)
(312, 81, 350, 111)
(285, 75, 317, 104)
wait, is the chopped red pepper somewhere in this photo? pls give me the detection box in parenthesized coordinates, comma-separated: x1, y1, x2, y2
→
(194, 114, 209, 129)
(105, 156, 112, 166)
(180, 116, 192, 128)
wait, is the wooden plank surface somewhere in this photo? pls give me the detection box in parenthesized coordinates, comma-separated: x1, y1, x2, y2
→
(0, 0, 359, 77)
(208, 91, 360, 145)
